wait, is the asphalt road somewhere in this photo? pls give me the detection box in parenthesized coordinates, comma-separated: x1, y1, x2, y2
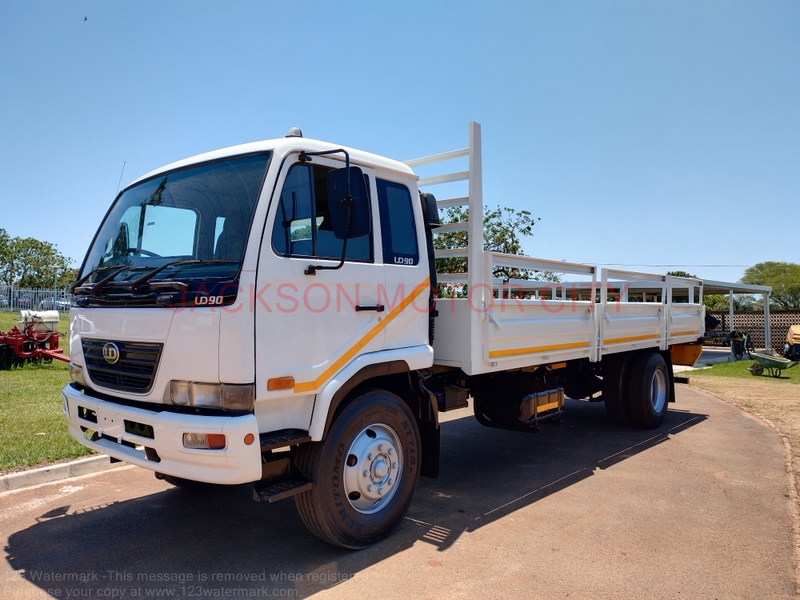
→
(1, 386, 795, 599)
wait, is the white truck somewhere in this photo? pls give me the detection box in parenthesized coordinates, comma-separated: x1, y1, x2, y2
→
(63, 122, 707, 548)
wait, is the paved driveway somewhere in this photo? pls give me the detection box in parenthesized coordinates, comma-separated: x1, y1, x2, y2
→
(1, 386, 795, 599)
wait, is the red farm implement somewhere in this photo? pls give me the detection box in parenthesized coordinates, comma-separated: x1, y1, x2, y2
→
(0, 310, 69, 370)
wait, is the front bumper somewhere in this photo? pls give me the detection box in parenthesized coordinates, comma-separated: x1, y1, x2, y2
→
(62, 383, 262, 485)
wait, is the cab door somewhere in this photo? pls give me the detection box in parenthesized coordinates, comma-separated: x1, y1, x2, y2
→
(376, 176, 430, 352)
(254, 156, 384, 408)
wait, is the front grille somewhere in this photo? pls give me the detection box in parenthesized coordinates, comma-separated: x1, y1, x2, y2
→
(82, 338, 163, 394)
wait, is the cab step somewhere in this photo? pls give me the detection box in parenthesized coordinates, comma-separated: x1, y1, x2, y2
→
(253, 477, 312, 503)
(259, 428, 311, 451)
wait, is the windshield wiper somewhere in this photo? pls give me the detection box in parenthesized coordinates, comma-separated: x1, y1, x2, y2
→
(128, 260, 239, 292)
(71, 264, 126, 293)
(71, 265, 149, 295)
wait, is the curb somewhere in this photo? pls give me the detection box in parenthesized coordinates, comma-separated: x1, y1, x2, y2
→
(1, 455, 126, 493)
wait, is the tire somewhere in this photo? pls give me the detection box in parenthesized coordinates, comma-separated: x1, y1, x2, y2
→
(472, 391, 515, 429)
(294, 389, 421, 549)
(603, 355, 633, 426)
(472, 396, 497, 428)
(472, 382, 535, 432)
(628, 352, 670, 429)
(748, 363, 764, 376)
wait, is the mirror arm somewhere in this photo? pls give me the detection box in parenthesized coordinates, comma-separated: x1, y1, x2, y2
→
(300, 148, 354, 276)
(305, 206, 351, 276)
(298, 148, 352, 200)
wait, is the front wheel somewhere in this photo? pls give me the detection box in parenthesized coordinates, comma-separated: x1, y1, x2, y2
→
(294, 389, 421, 549)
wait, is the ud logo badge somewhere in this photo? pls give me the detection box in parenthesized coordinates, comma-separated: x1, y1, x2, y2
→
(102, 342, 120, 365)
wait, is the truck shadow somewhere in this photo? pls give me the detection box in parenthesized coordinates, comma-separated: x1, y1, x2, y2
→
(406, 398, 705, 550)
(5, 399, 706, 599)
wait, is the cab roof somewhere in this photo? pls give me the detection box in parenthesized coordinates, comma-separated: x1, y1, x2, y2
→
(128, 136, 417, 190)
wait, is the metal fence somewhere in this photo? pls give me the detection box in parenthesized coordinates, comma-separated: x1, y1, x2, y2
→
(0, 284, 72, 313)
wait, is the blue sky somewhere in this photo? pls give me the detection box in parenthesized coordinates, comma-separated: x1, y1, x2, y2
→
(1, 1, 798, 283)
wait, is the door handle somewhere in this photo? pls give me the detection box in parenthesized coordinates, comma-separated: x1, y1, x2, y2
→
(355, 304, 385, 312)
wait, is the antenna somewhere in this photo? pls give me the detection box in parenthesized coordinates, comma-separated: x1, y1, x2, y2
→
(116, 161, 127, 194)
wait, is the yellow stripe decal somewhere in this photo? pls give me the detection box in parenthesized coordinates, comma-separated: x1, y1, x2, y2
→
(670, 330, 699, 337)
(293, 278, 430, 393)
(604, 333, 659, 345)
(488, 341, 590, 359)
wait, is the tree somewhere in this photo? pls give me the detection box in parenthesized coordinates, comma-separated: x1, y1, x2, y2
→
(666, 270, 697, 279)
(434, 205, 557, 290)
(0, 228, 75, 288)
(0, 228, 11, 284)
(741, 261, 800, 310)
(702, 294, 755, 312)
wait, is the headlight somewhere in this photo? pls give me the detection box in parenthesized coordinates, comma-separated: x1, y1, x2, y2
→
(69, 363, 86, 386)
(169, 381, 254, 411)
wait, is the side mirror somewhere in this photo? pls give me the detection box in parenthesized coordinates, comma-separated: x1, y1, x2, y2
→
(419, 192, 441, 230)
(327, 166, 370, 240)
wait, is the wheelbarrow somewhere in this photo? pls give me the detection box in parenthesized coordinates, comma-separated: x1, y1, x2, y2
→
(748, 351, 799, 378)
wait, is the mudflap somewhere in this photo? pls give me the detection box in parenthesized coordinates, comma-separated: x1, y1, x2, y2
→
(661, 349, 677, 403)
(419, 419, 440, 478)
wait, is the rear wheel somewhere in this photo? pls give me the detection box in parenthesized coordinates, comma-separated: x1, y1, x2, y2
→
(628, 352, 670, 428)
(294, 389, 420, 549)
(473, 391, 517, 429)
(471, 372, 542, 432)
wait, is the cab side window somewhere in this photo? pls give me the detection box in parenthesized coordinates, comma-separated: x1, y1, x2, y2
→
(272, 163, 372, 261)
(377, 179, 419, 266)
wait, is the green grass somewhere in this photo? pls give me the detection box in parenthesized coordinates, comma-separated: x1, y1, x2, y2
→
(0, 310, 94, 472)
(692, 358, 800, 382)
(0, 310, 70, 334)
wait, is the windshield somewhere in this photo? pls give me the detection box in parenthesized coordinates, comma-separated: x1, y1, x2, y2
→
(80, 153, 271, 284)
